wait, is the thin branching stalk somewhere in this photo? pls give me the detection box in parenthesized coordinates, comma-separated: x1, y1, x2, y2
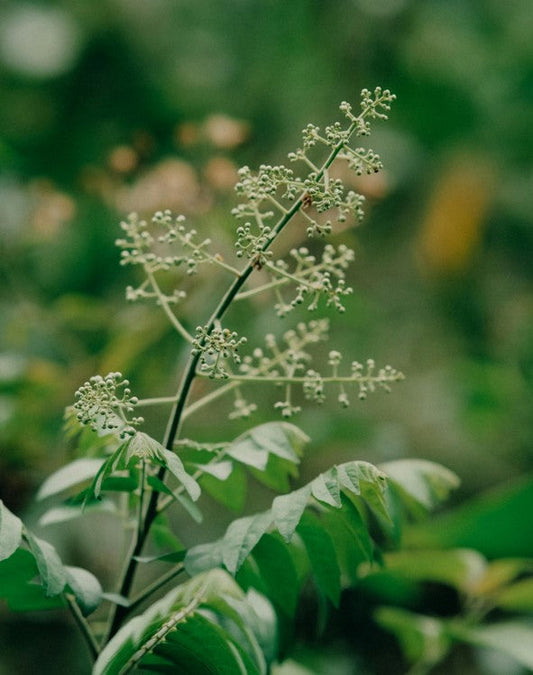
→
(66, 594, 100, 659)
(145, 269, 194, 343)
(126, 563, 185, 615)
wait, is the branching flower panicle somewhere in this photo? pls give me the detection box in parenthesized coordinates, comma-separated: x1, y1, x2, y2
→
(240, 244, 355, 317)
(213, 319, 404, 417)
(192, 325, 247, 379)
(231, 87, 395, 262)
(115, 210, 239, 342)
(116, 210, 218, 276)
(73, 372, 143, 438)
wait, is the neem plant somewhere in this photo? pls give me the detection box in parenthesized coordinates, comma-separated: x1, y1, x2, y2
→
(0, 88, 458, 673)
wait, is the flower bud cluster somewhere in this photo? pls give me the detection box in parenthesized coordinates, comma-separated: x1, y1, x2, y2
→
(351, 360, 404, 399)
(339, 146, 383, 176)
(229, 319, 403, 416)
(231, 89, 395, 277)
(116, 211, 222, 313)
(192, 325, 247, 379)
(73, 372, 143, 438)
(237, 320, 330, 418)
(116, 212, 184, 271)
(234, 221, 273, 265)
(302, 369, 325, 404)
(239, 320, 329, 379)
(267, 244, 355, 317)
(235, 165, 296, 201)
(359, 87, 396, 121)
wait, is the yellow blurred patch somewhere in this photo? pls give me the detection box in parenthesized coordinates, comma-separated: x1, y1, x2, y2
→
(416, 155, 496, 276)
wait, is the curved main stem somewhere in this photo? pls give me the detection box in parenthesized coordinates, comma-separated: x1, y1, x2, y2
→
(105, 126, 356, 642)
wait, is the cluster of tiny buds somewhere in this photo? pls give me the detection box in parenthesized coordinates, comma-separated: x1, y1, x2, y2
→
(73, 372, 143, 438)
(360, 87, 396, 119)
(351, 360, 404, 399)
(274, 399, 302, 418)
(192, 325, 247, 379)
(269, 244, 354, 317)
(228, 91, 397, 269)
(302, 370, 325, 404)
(238, 320, 330, 380)
(235, 165, 296, 201)
(235, 221, 273, 264)
(116, 210, 214, 278)
(126, 285, 186, 305)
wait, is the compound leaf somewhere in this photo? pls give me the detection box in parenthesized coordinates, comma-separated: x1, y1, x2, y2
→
(93, 569, 272, 675)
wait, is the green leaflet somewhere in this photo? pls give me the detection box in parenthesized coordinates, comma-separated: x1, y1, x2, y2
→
(25, 531, 68, 597)
(200, 462, 248, 512)
(311, 469, 342, 508)
(380, 459, 460, 516)
(405, 476, 533, 558)
(494, 577, 533, 612)
(185, 541, 224, 576)
(36, 458, 106, 501)
(449, 621, 533, 670)
(297, 510, 341, 606)
(0, 500, 23, 561)
(64, 565, 103, 616)
(93, 569, 274, 675)
(382, 549, 487, 594)
(161, 447, 201, 501)
(227, 422, 308, 469)
(175, 422, 309, 514)
(222, 512, 274, 575)
(237, 533, 301, 618)
(375, 607, 450, 667)
(379, 609, 533, 672)
(321, 496, 374, 585)
(272, 485, 312, 542)
(39, 500, 117, 527)
(141, 614, 257, 674)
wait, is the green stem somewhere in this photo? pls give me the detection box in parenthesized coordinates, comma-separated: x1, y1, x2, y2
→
(135, 396, 179, 407)
(197, 372, 402, 385)
(127, 563, 185, 615)
(66, 594, 100, 660)
(178, 236, 241, 277)
(181, 381, 240, 420)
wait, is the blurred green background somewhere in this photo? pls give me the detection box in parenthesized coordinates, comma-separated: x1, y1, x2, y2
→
(1, 0, 532, 673)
